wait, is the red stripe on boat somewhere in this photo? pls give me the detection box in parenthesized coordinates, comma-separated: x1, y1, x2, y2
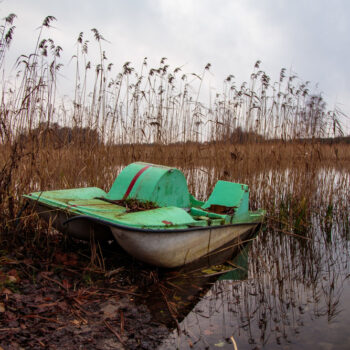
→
(122, 165, 151, 200)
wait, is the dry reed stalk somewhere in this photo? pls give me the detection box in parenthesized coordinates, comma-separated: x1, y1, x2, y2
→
(0, 14, 348, 244)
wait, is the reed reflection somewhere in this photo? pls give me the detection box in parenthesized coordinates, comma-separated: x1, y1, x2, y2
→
(156, 167, 349, 349)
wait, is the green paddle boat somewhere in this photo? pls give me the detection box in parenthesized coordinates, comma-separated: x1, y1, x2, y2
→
(24, 162, 265, 268)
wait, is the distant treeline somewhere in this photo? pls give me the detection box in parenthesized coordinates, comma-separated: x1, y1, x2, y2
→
(221, 127, 350, 145)
(16, 123, 349, 148)
(18, 123, 101, 147)
(300, 135, 350, 144)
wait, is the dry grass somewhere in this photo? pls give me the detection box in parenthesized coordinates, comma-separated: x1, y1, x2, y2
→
(1, 141, 349, 227)
(0, 15, 349, 350)
(0, 14, 349, 241)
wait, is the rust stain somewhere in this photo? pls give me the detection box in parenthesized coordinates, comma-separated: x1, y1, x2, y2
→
(162, 220, 173, 225)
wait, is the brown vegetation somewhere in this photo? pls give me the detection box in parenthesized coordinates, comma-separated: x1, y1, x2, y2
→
(0, 13, 349, 349)
(0, 13, 348, 237)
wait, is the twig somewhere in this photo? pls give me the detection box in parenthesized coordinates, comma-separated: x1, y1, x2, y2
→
(230, 335, 238, 350)
(72, 300, 90, 315)
(105, 267, 124, 278)
(0, 327, 20, 332)
(101, 288, 143, 296)
(166, 280, 187, 292)
(40, 273, 68, 291)
(267, 216, 312, 240)
(159, 286, 181, 334)
(120, 310, 124, 335)
(104, 320, 125, 345)
(37, 339, 46, 348)
(22, 314, 63, 324)
(196, 268, 238, 278)
(51, 264, 82, 275)
(272, 227, 311, 240)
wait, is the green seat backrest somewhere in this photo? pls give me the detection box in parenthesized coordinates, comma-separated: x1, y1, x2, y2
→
(107, 162, 191, 208)
(202, 180, 249, 216)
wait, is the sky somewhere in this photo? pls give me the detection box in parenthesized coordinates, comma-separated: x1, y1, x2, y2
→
(1, 0, 349, 133)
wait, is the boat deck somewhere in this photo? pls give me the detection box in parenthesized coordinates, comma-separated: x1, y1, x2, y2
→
(24, 187, 264, 230)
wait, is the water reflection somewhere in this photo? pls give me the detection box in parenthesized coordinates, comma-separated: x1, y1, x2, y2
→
(145, 167, 350, 349)
(140, 237, 253, 330)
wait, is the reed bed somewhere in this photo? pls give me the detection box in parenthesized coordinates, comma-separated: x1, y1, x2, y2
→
(0, 15, 349, 240)
(163, 166, 349, 349)
(0, 13, 349, 349)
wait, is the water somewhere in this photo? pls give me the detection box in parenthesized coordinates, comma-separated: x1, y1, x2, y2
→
(158, 230, 349, 349)
(141, 167, 350, 349)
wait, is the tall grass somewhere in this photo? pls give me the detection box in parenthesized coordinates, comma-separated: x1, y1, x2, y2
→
(0, 15, 348, 350)
(0, 15, 349, 239)
(1, 16, 345, 144)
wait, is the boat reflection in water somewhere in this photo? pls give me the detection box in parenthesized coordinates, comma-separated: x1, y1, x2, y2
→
(139, 202, 350, 349)
(141, 167, 349, 350)
(138, 235, 254, 349)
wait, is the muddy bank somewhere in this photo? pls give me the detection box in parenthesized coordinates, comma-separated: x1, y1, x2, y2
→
(0, 237, 172, 350)
(0, 223, 252, 350)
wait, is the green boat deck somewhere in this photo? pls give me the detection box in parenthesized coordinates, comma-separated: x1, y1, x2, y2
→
(24, 162, 265, 230)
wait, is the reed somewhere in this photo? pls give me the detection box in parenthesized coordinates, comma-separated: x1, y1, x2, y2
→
(167, 166, 349, 348)
(0, 14, 349, 243)
(0, 14, 349, 350)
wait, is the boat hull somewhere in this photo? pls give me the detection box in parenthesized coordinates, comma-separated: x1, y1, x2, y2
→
(111, 224, 258, 268)
(32, 203, 260, 268)
(34, 204, 114, 241)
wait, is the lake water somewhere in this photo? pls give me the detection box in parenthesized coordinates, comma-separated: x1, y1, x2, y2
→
(141, 167, 350, 349)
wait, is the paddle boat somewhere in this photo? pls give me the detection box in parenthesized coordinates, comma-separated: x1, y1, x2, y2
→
(24, 162, 265, 268)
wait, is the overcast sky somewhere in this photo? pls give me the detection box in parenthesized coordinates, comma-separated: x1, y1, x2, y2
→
(1, 0, 349, 132)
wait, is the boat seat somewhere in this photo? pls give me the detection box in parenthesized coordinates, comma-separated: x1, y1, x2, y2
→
(102, 206, 207, 228)
(201, 180, 249, 217)
(106, 162, 191, 208)
(67, 199, 127, 215)
(24, 187, 108, 210)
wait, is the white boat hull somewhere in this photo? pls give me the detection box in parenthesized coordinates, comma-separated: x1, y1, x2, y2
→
(111, 224, 258, 268)
(33, 203, 259, 268)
